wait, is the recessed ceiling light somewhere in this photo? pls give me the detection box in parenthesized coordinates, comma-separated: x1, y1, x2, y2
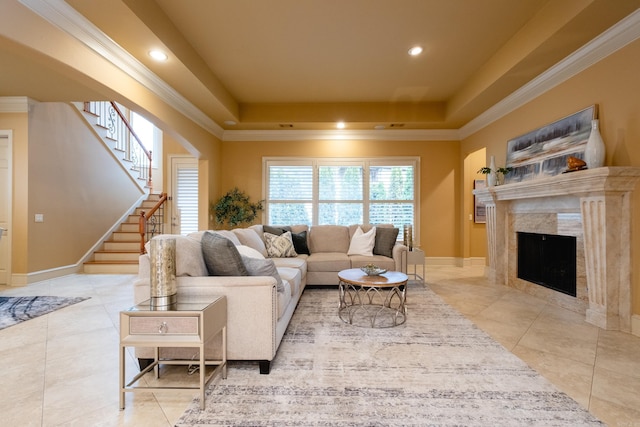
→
(149, 49, 168, 61)
(374, 125, 386, 130)
(224, 120, 237, 126)
(336, 121, 346, 129)
(408, 46, 423, 56)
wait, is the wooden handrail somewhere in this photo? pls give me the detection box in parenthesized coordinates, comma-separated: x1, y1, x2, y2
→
(139, 192, 168, 254)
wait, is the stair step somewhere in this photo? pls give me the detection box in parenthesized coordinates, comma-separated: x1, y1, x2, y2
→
(94, 250, 140, 262)
(112, 231, 140, 241)
(83, 260, 139, 274)
(120, 223, 140, 233)
(104, 241, 140, 251)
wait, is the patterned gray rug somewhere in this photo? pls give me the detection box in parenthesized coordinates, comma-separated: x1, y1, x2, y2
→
(0, 296, 89, 330)
(175, 283, 603, 426)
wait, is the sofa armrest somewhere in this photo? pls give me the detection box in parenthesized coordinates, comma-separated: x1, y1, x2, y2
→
(134, 274, 279, 361)
(392, 243, 409, 273)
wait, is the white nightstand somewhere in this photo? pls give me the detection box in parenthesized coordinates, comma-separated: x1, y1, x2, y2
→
(403, 248, 425, 284)
(119, 296, 227, 410)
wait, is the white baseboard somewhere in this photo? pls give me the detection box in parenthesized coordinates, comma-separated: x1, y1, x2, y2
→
(11, 264, 82, 286)
(425, 257, 486, 267)
(632, 314, 640, 338)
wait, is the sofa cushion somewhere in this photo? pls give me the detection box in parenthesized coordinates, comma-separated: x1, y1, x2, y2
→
(201, 231, 249, 276)
(241, 255, 285, 292)
(373, 227, 399, 258)
(175, 235, 208, 277)
(232, 228, 268, 257)
(276, 266, 302, 297)
(264, 231, 297, 258)
(350, 255, 395, 272)
(272, 256, 308, 279)
(188, 230, 241, 246)
(308, 225, 350, 253)
(347, 226, 376, 256)
(306, 252, 351, 272)
(276, 280, 292, 320)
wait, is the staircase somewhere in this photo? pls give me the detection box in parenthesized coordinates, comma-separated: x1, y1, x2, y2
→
(83, 195, 164, 274)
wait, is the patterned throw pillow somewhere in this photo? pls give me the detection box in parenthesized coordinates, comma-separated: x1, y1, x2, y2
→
(263, 231, 297, 258)
(263, 225, 310, 255)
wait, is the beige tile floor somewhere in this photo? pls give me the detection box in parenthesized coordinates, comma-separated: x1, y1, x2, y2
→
(0, 266, 639, 426)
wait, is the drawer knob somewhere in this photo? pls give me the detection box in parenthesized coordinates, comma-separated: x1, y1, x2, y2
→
(158, 321, 168, 334)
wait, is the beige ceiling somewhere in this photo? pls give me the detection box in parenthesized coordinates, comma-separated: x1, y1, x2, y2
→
(4, 0, 640, 132)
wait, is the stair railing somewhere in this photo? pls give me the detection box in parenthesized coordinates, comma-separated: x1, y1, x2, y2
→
(139, 192, 169, 254)
(83, 101, 153, 189)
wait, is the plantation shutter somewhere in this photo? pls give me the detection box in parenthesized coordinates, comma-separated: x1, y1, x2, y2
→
(176, 167, 199, 235)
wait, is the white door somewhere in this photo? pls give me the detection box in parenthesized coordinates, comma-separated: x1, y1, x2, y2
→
(0, 131, 12, 285)
(169, 156, 199, 235)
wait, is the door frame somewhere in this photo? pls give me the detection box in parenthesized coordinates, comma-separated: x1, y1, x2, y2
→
(0, 130, 12, 285)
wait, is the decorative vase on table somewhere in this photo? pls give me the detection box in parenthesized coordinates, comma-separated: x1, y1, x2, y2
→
(584, 119, 605, 169)
(149, 235, 177, 309)
(487, 156, 497, 187)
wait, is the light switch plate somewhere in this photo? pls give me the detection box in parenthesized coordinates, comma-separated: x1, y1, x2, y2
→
(35, 213, 44, 222)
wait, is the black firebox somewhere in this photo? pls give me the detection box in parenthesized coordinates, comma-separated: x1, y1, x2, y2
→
(517, 232, 577, 297)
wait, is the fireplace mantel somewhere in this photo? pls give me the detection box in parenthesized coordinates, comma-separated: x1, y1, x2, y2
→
(474, 167, 640, 332)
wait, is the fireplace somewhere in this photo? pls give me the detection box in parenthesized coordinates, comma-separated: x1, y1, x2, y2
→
(517, 232, 576, 297)
(474, 167, 640, 332)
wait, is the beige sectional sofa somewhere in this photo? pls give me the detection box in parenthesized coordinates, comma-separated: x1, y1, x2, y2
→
(134, 224, 407, 373)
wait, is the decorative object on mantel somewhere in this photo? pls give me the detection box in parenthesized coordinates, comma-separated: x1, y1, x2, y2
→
(477, 156, 512, 186)
(584, 119, 606, 169)
(149, 235, 177, 309)
(504, 105, 598, 184)
(564, 156, 587, 173)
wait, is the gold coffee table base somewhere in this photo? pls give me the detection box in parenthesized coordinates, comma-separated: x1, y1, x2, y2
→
(338, 269, 408, 328)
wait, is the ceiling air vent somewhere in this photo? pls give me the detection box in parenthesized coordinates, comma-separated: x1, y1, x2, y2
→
(279, 124, 294, 128)
(390, 123, 405, 128)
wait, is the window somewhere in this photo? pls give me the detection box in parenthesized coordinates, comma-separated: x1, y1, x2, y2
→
(264, 157, 419, 239)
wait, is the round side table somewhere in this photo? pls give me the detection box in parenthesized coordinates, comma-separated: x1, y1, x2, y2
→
(338, 268, 408, 328)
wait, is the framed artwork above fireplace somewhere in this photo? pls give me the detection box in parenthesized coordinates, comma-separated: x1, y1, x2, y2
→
(504, 105, 598, 184)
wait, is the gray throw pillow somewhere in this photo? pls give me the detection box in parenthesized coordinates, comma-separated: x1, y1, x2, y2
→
(241, 255, 285, 292)
(201, 231, 248, 276)
(373, 227, 399, 258)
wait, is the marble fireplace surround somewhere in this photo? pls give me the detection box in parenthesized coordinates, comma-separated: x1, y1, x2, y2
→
(474, 167, 640, 332)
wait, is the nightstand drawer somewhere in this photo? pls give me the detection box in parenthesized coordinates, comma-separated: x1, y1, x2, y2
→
(129, 316, 199, 335)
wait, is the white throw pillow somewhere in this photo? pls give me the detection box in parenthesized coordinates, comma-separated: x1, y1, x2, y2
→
(347, 226, 377, 256)
(236, 244, 266, 259)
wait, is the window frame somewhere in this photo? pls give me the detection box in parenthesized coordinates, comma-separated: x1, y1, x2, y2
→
(263, 157, 420, 245)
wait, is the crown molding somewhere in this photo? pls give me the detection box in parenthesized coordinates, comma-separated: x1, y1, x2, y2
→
(0, 96, 35, 113)
(459, 8, 640, 140)
(17, 1, 640, 143)
(18, 0, 224, 139)
(222, 128, 461, 142)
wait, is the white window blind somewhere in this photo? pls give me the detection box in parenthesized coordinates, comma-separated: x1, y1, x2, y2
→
(264, 158, 419, 237)
(267, 164, 313, 225)
(176, 167, 198, 235)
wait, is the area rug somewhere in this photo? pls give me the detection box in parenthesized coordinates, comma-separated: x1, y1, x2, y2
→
(175, 283, 603, 426)
(0, 296, 89, 330)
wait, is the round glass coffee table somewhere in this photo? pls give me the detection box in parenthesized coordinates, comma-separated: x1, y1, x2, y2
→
(338, 268, 408, 328)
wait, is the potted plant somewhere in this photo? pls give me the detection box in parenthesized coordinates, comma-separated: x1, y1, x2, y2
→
(477, 165, 512, 186)
(210, 187, 264, 229)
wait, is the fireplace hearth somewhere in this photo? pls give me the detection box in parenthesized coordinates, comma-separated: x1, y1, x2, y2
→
(517, 232, 576, 297)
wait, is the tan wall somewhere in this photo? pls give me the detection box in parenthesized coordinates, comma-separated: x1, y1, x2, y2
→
(0, 112, 28, 274)
(27, 102, 143, 272)
(461, 38, 640, 315)
(219, 139, 461, 258)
